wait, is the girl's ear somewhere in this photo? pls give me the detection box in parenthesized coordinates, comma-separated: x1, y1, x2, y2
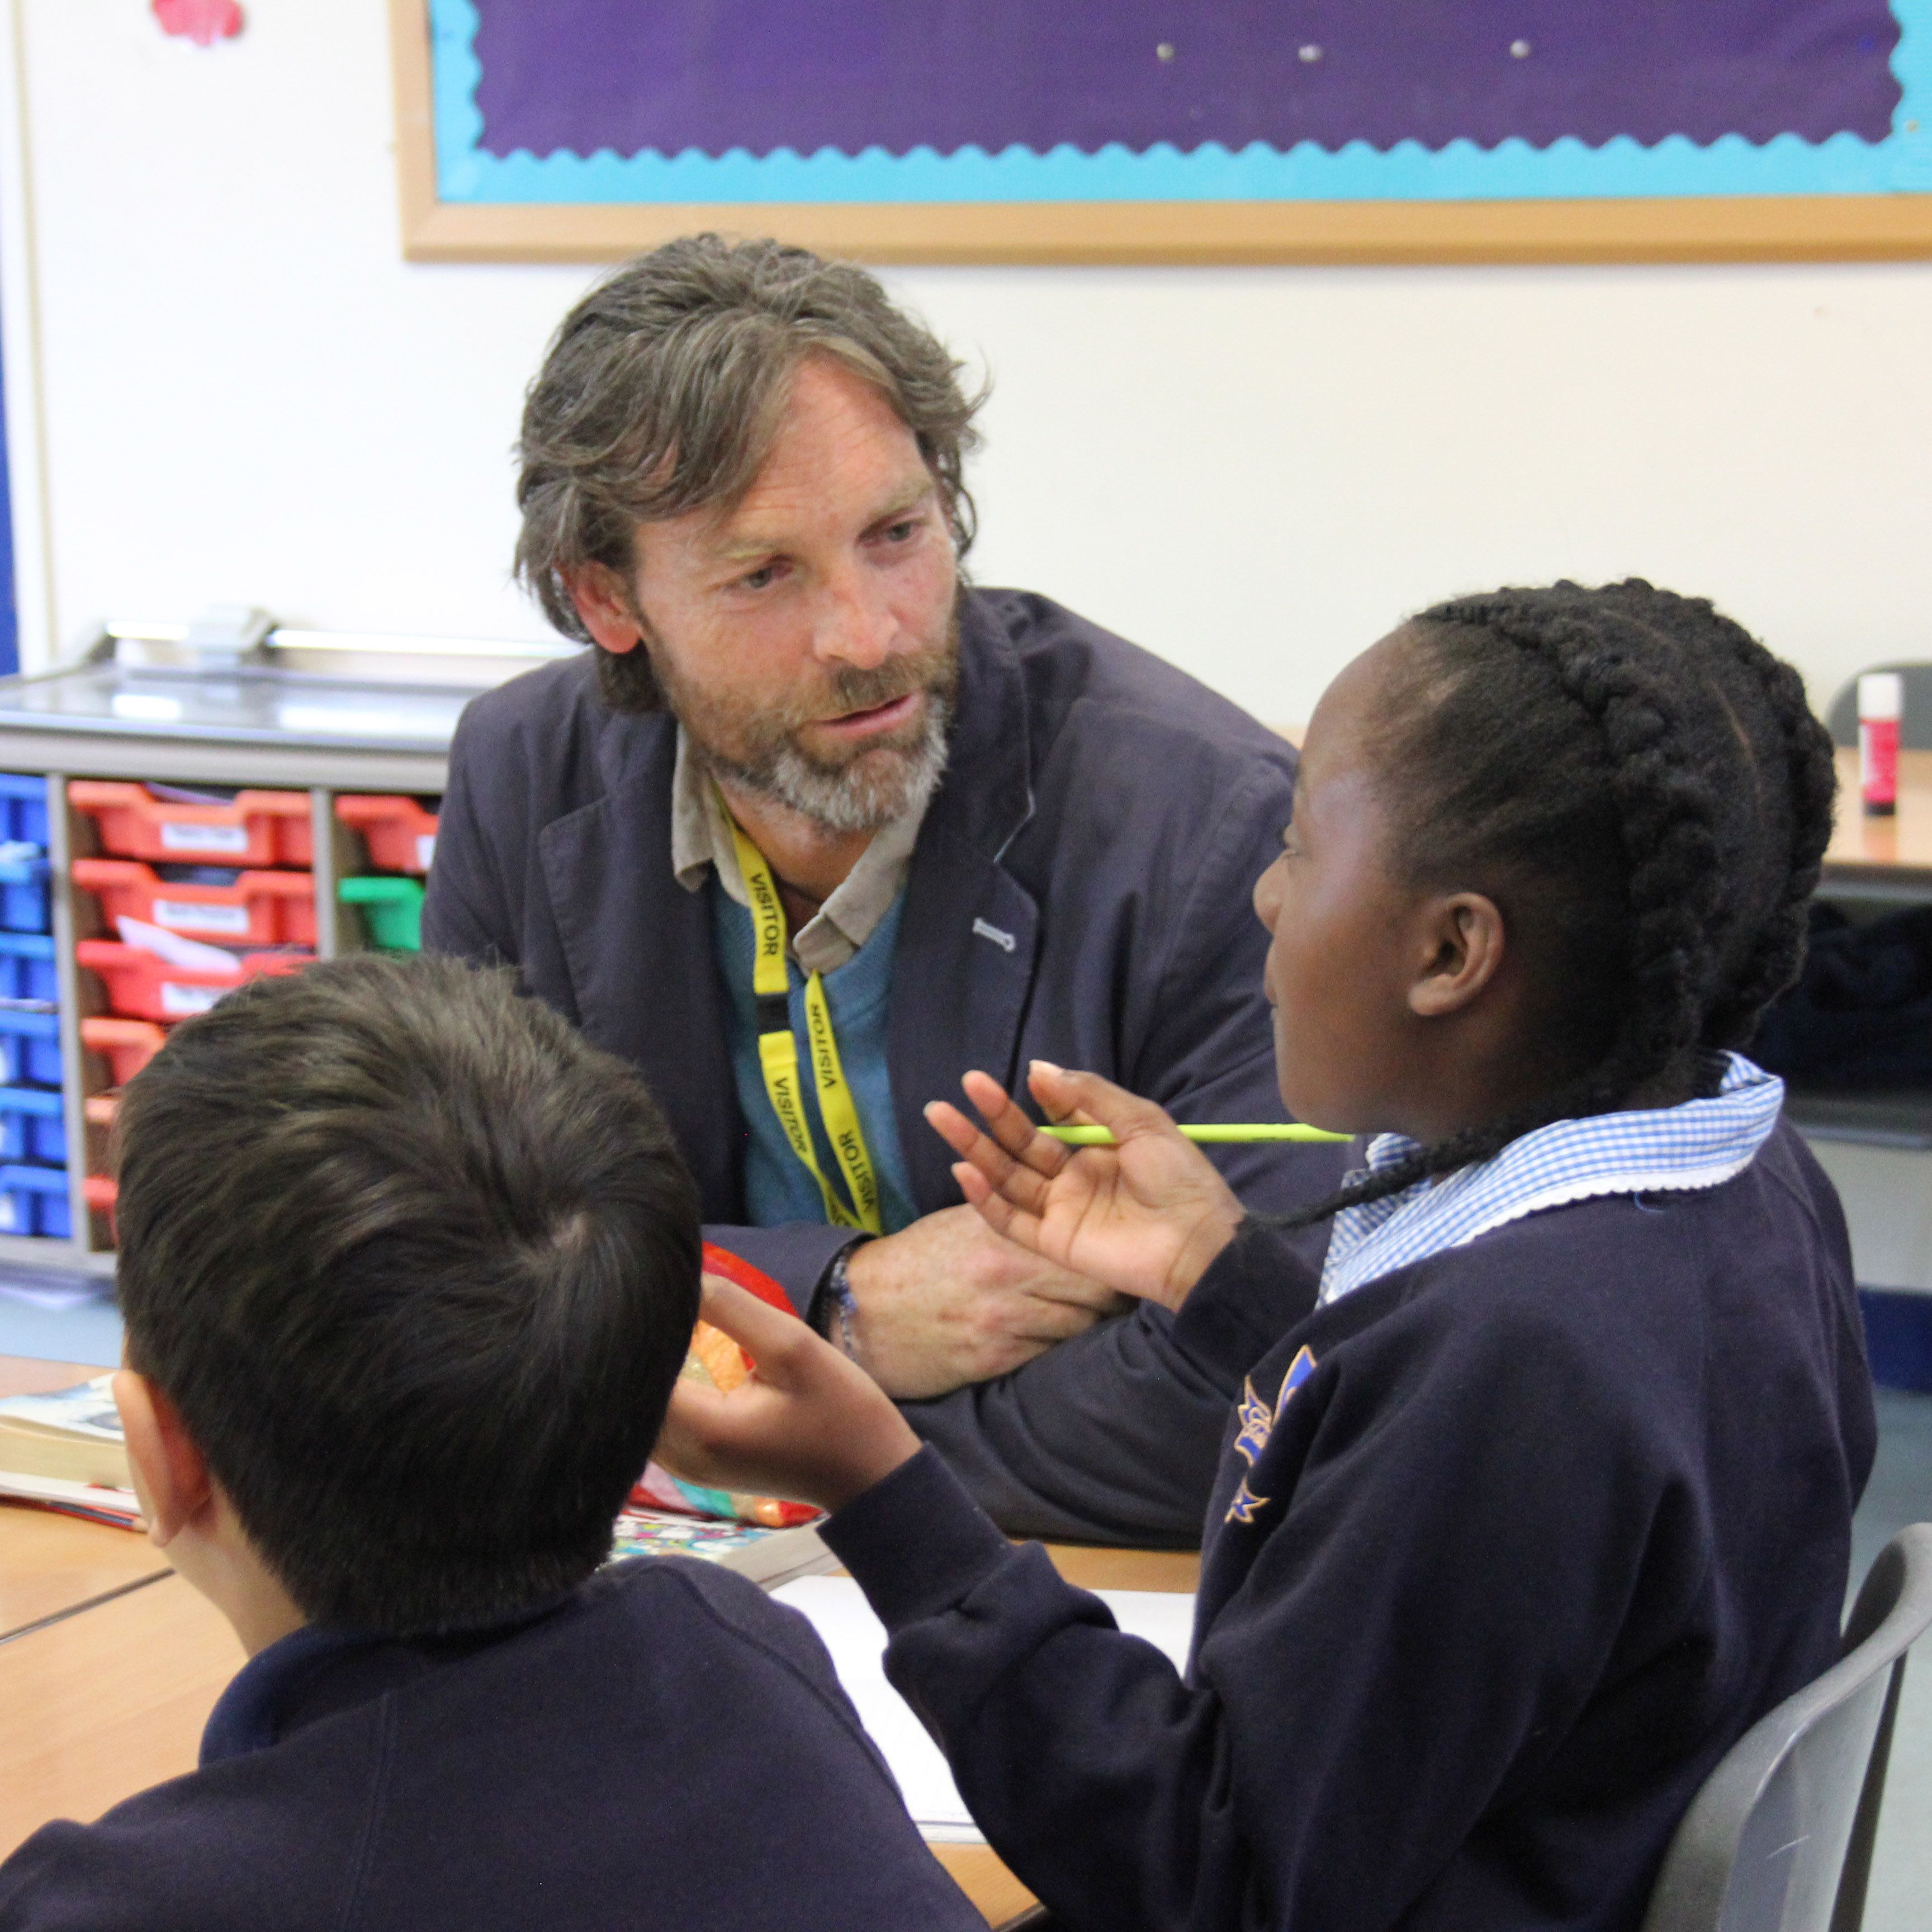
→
(1408, 892, 1508, 1019)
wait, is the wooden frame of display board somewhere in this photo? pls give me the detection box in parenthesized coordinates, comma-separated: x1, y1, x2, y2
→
(390, 0, 1932, 266)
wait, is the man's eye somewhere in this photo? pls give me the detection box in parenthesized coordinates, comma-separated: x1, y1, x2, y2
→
(883, 518, 922, 543)
(738, 564, 780, 591)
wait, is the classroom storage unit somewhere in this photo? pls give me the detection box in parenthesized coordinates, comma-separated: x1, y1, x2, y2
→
(0, 771, 67, 1243)
(0, 618, 575, 1273)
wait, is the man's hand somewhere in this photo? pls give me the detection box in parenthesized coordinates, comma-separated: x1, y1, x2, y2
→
(842, 1204, 1128, 1400)
(658, 1279, 922, 1513)
(926, 1062, 1244, 1312)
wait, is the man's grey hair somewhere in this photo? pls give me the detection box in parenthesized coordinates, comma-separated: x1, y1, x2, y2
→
(514, 234, 986, 712)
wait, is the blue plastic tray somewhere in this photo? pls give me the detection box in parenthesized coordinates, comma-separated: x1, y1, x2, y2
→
(0, 1162, 70, 1238)
(0, 1009, 61, 1086)
(0, 930, 58, 1005)
(0, 844, 51, 935)
(0, 775, 51, 850)
(0, 1086, 64, 1164)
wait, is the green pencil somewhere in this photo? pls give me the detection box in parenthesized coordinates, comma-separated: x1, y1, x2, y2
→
(1041, 1124, 1352, 1145)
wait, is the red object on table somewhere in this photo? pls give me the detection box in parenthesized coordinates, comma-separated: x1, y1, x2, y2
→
(153, 0, 243, 47)
(76, 940, 309, 1024)
(73, 859, 316, 948)
(69, 782, 310, 868)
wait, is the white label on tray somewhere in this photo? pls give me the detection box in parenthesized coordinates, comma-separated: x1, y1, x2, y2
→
(416, 833, 436, 871)
(152, 899, 250, 936)
(160, 822, 249, 854)
(160, 982, 225, 1017)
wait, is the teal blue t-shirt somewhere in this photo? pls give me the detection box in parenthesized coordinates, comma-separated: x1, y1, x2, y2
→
(709, 879, 919, 1234)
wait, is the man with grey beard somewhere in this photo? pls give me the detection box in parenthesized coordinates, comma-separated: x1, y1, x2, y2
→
(424, 235, 1344, 1546)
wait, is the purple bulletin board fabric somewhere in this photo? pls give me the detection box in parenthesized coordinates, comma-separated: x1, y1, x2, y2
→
(470, 0, 1903, 163)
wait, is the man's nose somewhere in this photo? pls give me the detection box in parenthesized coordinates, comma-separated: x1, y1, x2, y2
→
(809, 561, 897, 670)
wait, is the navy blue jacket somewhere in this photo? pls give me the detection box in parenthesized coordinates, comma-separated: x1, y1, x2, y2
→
(424, 589, 1346, 1546)
(0, 1557, 983, 1931)
(822, 1123, 1877, 1932)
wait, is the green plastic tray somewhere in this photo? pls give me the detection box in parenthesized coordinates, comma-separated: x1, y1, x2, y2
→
(339, 875, 424, 951)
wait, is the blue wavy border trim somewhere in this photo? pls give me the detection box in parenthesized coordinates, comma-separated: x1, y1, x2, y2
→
(430, 0, 1932, 205)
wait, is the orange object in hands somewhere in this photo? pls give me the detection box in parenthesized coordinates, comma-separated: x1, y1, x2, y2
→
(629, 1242, 822, 1530)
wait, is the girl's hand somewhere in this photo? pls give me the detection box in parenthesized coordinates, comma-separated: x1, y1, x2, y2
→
(924, 1062, 1244, 1312)
(655, 1278, 922, 1513)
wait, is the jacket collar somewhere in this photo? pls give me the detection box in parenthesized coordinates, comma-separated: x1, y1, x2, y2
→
(886, 595, 1043, 1203)
(925, 587, 1036, 864)
(200, 1589, 583, 1768)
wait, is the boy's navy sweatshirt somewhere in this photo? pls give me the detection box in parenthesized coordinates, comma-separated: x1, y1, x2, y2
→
(0, 1555, 982, 1931)
(822, 1120, 1876, 1932)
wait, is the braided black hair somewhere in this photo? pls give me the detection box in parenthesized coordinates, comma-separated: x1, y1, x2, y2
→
(1277, 579, 1837, 1232)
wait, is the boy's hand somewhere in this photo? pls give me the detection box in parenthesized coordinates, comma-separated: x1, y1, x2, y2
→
(655, 1278, 922, 1513)
(925, 1062, 1244, 1312)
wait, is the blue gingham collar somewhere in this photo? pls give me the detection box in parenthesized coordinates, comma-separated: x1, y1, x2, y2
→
(1317, 1053, 1784, 1305)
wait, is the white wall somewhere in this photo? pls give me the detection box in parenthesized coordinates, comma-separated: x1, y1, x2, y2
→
(4, 0, 1931, 732)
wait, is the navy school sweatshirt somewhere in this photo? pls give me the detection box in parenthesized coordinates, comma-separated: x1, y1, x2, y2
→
(822, 1120, 1876, 1932)
(0, 1555, 984, 1931)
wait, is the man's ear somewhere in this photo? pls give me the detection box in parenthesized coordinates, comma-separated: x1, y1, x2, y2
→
(564, 562, 646, 657)
(1408, 892, 1508, 1020)
(112, 1369, 213, 1551)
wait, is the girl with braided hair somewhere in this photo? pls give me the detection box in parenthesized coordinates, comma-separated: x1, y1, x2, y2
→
(659, 581, 1874, 1932)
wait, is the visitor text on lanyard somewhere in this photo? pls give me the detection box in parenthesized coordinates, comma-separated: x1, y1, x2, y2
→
(726, 808, 884, 1237)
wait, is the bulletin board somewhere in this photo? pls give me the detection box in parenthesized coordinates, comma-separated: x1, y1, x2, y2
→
(390, 0, 1932, 263)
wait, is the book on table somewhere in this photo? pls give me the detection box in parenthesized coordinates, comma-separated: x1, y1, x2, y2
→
(0, 1374, 143, 1527)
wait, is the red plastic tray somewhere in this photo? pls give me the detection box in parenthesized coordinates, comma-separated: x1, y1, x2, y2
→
(68, 782, 312, 868)
(75, 940, 310, 1023)
(72, 858, 316, 946)
(79, 1016, 168, 1085)
(335, 795, 438, 875)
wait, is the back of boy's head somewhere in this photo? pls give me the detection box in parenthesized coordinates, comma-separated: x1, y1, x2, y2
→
(113, 952, 702, 1637)
(1294, 579, 1835, 1224)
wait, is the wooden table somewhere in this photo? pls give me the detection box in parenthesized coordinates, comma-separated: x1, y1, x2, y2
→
(1, 1342, 1196, 1926)
(0, 1356, 168, 1644)
(1821, 746, 1932, 894)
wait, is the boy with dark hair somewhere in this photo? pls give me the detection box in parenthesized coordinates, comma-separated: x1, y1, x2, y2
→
(0, 954, 981, 1931)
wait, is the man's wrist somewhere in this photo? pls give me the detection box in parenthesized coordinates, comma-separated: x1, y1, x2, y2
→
(809, 1237, 870, 1357)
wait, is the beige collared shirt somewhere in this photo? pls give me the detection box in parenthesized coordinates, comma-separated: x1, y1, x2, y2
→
(669, 726, 926, 976)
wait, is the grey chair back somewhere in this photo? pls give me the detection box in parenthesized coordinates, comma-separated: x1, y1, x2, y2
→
(1641, 1523, 1932, 1932)
(1824, 665, 1932, 750)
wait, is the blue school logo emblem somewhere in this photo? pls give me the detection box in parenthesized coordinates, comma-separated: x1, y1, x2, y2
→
(1224, 1345, 1318, 1526)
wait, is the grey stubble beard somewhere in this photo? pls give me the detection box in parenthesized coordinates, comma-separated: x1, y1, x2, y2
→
(697, 685, 953, 835)
(652, 597, 962, 837)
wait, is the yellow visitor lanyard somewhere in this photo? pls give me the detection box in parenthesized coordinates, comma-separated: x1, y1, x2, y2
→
(725, 805, 884, 1237)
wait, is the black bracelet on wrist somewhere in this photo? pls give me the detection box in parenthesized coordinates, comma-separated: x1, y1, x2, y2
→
(810, 1238, 867, 1353)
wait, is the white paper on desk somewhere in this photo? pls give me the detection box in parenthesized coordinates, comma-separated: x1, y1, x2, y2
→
(770, 1575, 1195, 1844)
